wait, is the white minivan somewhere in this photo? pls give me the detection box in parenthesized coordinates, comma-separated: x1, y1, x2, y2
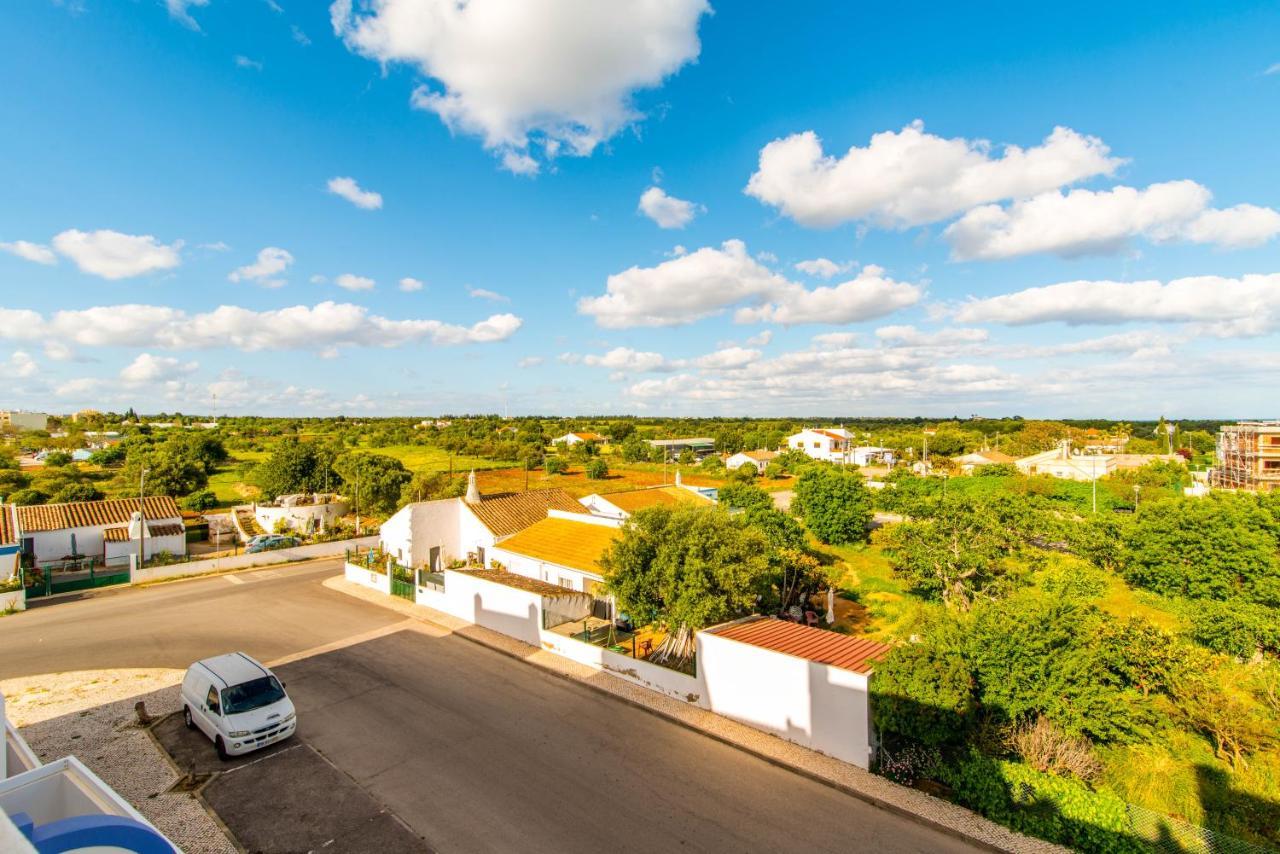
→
(181, 652, 296, 760)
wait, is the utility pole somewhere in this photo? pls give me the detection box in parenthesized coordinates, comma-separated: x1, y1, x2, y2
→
(1092, 472, 1097, 514)
(355, 465, 361, 537)
(1133, 484, 1141, 512)
(137, 467, 149, 570)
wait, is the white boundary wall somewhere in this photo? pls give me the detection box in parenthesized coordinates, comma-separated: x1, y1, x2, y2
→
(377, 565, 877, 770)
(131, 535, 378, 584)
(344, 561, 391, 595)
(0, 589, 24, 613)
(697, 629, 874, 769)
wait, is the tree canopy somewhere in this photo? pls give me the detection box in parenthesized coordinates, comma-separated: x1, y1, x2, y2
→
(793, 466, 873, 545)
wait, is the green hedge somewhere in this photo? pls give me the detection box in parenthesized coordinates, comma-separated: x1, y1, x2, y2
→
(937, 750, 1145, 854)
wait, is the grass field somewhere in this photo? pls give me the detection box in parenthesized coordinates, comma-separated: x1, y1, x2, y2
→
(353, 444, 515, 473)
(207, 449, 268, 508)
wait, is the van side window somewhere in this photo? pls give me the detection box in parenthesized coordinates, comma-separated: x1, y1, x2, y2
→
(206, 685, 220, 714)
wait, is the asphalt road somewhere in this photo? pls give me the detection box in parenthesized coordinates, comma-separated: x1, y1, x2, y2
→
(0, 560, 979, 854)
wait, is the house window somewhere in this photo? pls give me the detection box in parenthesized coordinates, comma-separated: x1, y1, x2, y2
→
(558, 576, 575, 590)
(813, 441, 820, 448)
(1264, 460, 1280, 470)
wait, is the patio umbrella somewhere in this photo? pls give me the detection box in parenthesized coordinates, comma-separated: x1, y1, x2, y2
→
(825, 587, 835, 625)
(71, 532, 77, 557)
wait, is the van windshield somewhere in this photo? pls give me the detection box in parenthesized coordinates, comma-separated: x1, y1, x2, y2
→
(221, 676, 286, 715)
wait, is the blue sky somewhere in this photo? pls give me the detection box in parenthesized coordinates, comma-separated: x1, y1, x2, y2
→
(2, 1, 1278, 418)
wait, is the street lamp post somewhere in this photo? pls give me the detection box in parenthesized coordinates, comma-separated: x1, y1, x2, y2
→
(137, 467, 149, 570)
(1133, 484, 1142, 512)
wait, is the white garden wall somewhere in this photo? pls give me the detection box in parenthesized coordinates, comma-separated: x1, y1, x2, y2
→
(129, 535, 378, 584)
(697, 630, 874, 769)
(538, 630, 703, 704)
(344, 560, 391, 594)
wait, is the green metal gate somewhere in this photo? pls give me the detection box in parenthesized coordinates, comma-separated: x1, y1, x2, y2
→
(390, 566, 415, 601)
(23, 559, 131, 599)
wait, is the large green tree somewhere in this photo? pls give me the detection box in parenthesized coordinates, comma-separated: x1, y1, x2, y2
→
(601, 505, 772, 663)
(793, 466, 873, 545)
(873, 635, 976, 747)
(252, 438, 339, 499)
(882, 499, 1020, 609)
(334, 452, 412, 515)
(1121, 494, 1280, 604)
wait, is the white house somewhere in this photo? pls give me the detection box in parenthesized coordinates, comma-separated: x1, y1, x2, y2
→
(12, 496, 186, 566)
(849, 446, 895, 467)
(552, 431, 607, 447)
(1015, 442, 1182, 482)
(0, 506, 18, 582)
(378, 472, 588, 571)
(253, 493, 349, 534)
(488, 513, 623, 597)
(785, 428, 854, 462)
(725, 449, 778, 472)
(697, 617, 889, 769)
(579, 480, 716, 520)
(955, 449, 1016, 473)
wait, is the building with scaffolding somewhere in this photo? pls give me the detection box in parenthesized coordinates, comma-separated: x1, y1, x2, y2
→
(1212, 421, 1280, 492)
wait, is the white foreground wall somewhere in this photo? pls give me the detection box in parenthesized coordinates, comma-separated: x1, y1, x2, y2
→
(131, 535, 378, 584)
(696, 630, 874, 769)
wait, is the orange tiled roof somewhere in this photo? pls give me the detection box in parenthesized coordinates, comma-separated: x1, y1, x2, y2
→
(460, 569, 588, 598)
(572, 432, 607, 442)
(0, 505, 16, 547)
(148, 522, 185, 537)
(15, 496, 182, 534)
(710, 618, 890, 674)
(741, 449, 778, 462)
(600, 486, 713, 514)
(103, 526, 128, 542)
(812, 429, 850, 443)
(466, 488, 588, 538)
(492, 517, 621, 575)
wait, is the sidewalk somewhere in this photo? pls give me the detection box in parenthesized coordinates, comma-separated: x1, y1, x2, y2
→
(325, 575, 1064, 854)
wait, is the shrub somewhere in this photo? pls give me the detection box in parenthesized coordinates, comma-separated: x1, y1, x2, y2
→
(1006, 716, 1103, 782)
(732, 461, 758, 481)
(544, 457, 567, 475)
(876, 742, 941, 786)
(182, 489, 218, 512)
(1189, 600, 1280, 658)
(873, 640, 976, 747)
(585, 458, 608, 480)
(936, 749, 1145, 853)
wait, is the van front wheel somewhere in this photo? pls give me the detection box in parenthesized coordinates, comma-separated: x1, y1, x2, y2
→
(215, 737, 229, 762)
(183, 706, 194, 730)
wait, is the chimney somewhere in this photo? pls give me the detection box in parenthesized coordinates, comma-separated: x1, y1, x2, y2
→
(465, 469, 480, 504)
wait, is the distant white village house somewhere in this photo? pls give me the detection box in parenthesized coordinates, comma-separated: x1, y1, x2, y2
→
(725, 449, 778, 471)
(552, 431, 608, 447)
(785, 428, 894, 467)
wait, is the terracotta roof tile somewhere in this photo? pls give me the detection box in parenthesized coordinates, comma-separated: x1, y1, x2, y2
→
(459, 568, 590, 598)
(710, 618, 890, 674)
(466, 488, 589, 538)
(102, 526, 131, 543)
(492, 517, 621, 576)
(0, 505, 16, 547)
(15, 496, 183, 533)
(600, 486, 714, 514)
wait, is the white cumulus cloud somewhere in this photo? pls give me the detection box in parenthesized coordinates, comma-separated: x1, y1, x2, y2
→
(331, 0, 710, 173)
(398, 277, 425, 292)
(51, 229, 183, 280)
(467, 286, 508, 302)
(0, 240, 57, 265)
(745, 121, 1121, 228)
(945, 180, 1280, 260)
(4, 351, 38, 379)
(638, 186, 699, 229)
(335, 273, 376, 291)
(578, 240, 921, 328)
(794, 257, 849, 279)
(327, 176, 383, 210)
(228, 247, 294, 287)
(120, 353, 199, 385)
(0, 302, 523, 352)
(953, 273, 1280, 337)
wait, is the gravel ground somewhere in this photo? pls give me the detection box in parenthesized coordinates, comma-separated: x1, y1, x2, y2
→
(1, 669, 237, 854)
(326, 576, 1067, 854)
